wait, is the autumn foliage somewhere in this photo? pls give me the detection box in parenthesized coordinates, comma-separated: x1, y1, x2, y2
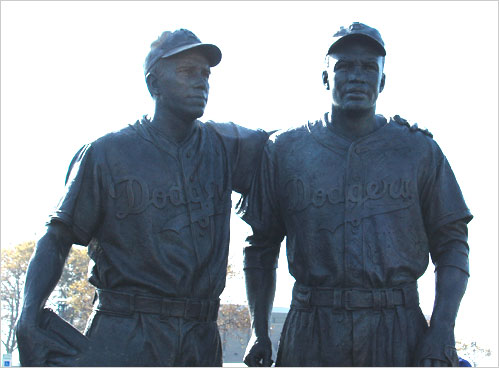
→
(1, 241, 95, 353)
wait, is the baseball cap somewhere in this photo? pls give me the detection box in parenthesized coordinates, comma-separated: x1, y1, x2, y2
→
(327, 22, 386, 56)
(144, 29, 222, 76)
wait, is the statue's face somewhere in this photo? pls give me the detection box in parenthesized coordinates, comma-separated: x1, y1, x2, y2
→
(327, 40, 385, 112)
(153, 49, 211, 121)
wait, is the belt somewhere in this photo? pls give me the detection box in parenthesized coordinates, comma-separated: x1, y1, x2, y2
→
(94, 289, 220, 322)
(291, 282, 419, 310)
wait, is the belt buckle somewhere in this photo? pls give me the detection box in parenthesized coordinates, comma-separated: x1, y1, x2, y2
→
(385, 289, 395, 308)
(185, 300, 202, 320)
(160, 298, 186, 320)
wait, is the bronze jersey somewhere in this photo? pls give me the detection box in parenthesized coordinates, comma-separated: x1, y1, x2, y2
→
(242, 114, 472, 288)
(50, 117, 268, 299)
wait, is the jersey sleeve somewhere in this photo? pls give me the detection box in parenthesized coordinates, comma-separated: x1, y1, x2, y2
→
(420, 142, 473, 236)
(241, 139, 286, 269)
(205, 121, 269, 194)
(429, 220, 470, 275)
(48, 143, 104, 246)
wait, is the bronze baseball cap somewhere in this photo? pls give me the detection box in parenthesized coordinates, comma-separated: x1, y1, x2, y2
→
(144, 29, 222, 76)
(327, 22, 386, 56)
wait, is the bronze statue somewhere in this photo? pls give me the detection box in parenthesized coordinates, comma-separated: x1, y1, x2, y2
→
(15, 29, 268, 366)
(241, 22, 472, 367)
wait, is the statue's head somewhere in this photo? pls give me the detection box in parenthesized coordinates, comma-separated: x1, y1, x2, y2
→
(322, 23, 386, 113)
(144, 29, 222, 121)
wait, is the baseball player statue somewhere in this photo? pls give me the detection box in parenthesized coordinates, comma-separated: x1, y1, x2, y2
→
(241, 22, 471, 367)
(16, 29, 268, 366)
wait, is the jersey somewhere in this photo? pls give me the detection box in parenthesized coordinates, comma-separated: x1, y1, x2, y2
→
(50, 117, 268, 300)
(242, 113, 472, 288)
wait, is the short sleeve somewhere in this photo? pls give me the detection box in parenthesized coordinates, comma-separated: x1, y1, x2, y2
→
(420, 143, 473, 237)
(205, 121, 269, 194)
(49, 144, 104, 246)
(428, 220, 470, 275)
(230, 125, 269, 194)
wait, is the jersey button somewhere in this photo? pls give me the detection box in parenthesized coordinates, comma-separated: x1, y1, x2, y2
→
(186, 152, 191, 158)
(190, 175, 195, 182)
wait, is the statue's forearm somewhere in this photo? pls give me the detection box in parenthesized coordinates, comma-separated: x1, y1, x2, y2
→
(430, 265, 468, 329)
(21, 224, 73, 321)
(244, 267, 276, 339)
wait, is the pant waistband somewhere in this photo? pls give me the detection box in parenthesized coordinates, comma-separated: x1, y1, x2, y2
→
(94, 289, 220, 322)
(291, 282, 419, 310)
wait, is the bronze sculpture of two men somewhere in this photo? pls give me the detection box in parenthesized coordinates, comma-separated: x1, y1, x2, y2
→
(16, 23, 471, 367)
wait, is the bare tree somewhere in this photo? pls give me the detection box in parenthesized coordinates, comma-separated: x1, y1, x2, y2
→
(1, 241, 35, 353)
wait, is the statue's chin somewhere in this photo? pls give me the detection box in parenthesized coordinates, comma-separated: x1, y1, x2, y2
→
(340, 105, 372, 117)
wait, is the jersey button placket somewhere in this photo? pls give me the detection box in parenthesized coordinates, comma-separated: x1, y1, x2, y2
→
(179, 148, 195, 235)
(345, 143, 365, 285)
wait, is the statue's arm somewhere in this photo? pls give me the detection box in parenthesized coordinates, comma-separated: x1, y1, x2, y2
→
(416, 220, 470, 367)
(16, 221, 76, 366)
(421, 266, 468, 367)
(239, 137, 283, 367)
(243, 243, 280, 367)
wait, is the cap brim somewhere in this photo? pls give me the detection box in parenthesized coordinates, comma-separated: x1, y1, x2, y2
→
(328, 34, 386, 56)
(159, 43, 222, 67)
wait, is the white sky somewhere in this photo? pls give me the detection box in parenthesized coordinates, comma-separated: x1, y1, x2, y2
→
(1, 1, 498, 364)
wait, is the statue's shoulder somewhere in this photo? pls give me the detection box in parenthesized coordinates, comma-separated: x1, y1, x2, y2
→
(269, 121, 311, 145)
(390, 114, 434, 139)
(88, 122, 143, 155)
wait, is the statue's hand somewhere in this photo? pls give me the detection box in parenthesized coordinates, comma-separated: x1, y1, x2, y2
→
(16, 312, 78, 366)
(243, 334, 273, 367)
(415, 324, 458, 367)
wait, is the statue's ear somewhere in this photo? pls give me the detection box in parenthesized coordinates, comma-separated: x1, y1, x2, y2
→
(379, 73, 386, 93)
(322, 70, 330, 90)
(146, 72, 159, 98)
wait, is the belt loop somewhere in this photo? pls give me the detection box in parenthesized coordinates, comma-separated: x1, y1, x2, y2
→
(211, 300, 216, 322)
(207, 301, 212, 322)
(199, 301, 207, 322)
(333, 289, 342, 309)
(129, 293, 136, 315)
(401, 283, 416, 306)
(160, 298, 169, 320)
(182, 300, 188, 319)
(208, 300, 215, 322)
(343, 290, 353, 310)
(372, 289, 381, 310)
(213, 299, 220, 321)
(306, 288, 313, 307)
(385, 289, 394, 308)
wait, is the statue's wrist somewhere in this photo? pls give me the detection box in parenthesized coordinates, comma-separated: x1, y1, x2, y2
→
(252, 328, 270, 341)
(429, 316, 455, 330)
(19, 306, 44, 325)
